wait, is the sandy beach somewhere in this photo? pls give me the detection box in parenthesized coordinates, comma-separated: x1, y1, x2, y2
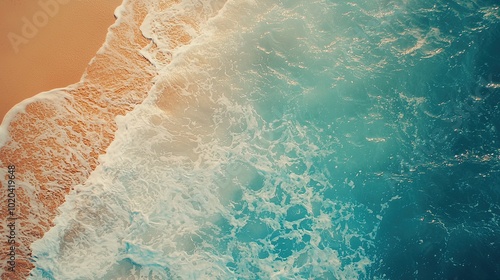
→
(0, 0, 152, 278)
(0, 0, 123, 122)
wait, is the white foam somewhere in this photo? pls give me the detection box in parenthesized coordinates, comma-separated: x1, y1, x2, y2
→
(85, 0, 129, 74)
(0, 84, 78, 147)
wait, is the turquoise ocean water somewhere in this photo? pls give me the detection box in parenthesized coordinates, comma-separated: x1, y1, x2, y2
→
(29, 0, 499, 279)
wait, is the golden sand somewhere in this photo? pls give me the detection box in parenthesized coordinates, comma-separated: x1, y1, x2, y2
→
(0, 0, 123, 122)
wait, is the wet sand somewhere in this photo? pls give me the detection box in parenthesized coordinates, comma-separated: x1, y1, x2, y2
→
(0, 0, 124, 122)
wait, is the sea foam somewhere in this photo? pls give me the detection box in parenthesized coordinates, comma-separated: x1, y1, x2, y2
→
(29, 0, 378, 278)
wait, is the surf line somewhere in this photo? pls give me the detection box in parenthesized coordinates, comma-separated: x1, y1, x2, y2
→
(7, 0, 72, 53)
(5, 165, 16, 272)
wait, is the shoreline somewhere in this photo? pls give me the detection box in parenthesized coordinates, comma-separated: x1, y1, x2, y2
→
(0, 0, 153, 278)
(0, 0, 124, 123)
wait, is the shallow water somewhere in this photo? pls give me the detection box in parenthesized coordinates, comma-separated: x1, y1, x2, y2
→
(25, 0, 500, 279)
